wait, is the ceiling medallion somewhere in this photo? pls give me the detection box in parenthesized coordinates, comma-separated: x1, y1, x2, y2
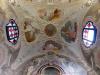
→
(44, 24, 57, 37)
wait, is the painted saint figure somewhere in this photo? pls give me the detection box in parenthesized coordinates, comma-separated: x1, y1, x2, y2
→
(24, 20, 36, 42)
(61, 21, 77, 43)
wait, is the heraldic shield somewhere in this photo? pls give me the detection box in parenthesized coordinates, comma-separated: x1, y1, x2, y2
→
(6, 19, 19, 45)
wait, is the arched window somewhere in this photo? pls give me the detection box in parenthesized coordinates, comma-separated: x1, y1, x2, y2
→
(82, 21, 97, 47)
(6, 19, 19, 45)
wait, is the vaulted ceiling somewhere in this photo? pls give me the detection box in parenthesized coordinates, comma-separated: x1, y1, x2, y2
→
(0, 0, 100, 75)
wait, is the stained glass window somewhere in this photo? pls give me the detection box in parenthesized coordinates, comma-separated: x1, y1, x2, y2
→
(82, 21, 97, 47)
(6, 19, 19, 45)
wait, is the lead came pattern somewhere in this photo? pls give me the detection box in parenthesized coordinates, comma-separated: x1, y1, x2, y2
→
(6, 19, 19, 45)
(82, 21, 97, 47)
